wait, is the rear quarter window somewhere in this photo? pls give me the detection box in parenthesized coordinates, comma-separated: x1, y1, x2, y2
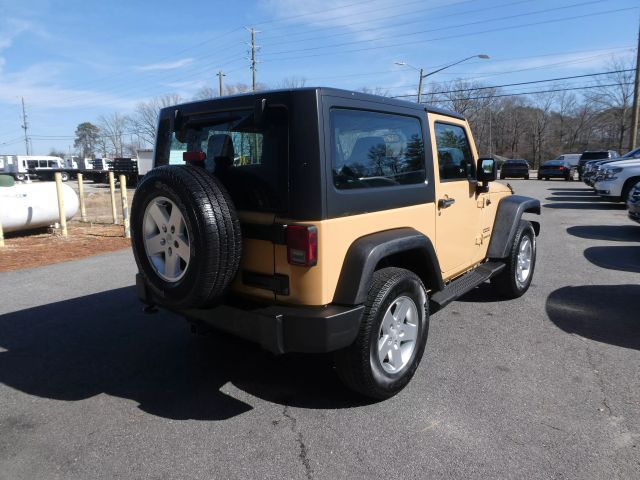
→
(331, 109, 426, 189)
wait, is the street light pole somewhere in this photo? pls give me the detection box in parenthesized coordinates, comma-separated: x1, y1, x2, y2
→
(397, 54, 490, 103)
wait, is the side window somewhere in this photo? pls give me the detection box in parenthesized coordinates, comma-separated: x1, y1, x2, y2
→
(434, 122, 474, 181)
(331, 109, 425, 189)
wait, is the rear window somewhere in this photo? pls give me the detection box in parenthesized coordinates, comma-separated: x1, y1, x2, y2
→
(504, 160, 528, 166)
(156, 108, 288, 212)
(543, 160, 563, 166)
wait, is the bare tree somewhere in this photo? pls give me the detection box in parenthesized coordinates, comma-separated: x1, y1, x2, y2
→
(584, 56, 635, 150)
(358, 86, 389, 96)
(131, 93, 182, 147)
(278, 76, 307, 88)
(98, 112, 130, 157)
(193, 86, 217, 100)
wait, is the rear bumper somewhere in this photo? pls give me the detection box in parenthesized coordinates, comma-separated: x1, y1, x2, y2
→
(136, 274, 363, 355)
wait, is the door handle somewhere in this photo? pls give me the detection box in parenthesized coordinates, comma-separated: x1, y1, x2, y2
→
(438, 198, 456, 209)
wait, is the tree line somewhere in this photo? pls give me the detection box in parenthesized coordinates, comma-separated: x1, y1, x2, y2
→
(69, 58, 637, 168)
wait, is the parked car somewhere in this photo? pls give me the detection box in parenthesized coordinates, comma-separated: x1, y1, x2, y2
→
(549, 153, 580, 173)
(594, 158, 640, 202)
(537, 160, 573, 181)
(577, 150, 618, 180)
(627, 181, 640, 223)
(500, 159, 530, 179)
(130, 87, 541, 399)
(585, 147, 640, 186)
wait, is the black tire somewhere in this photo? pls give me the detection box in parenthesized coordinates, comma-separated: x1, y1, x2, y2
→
(491, 220, 536, 299)
(131, 165, 242, 309)
(524, 175, 529, 180)
(621, 177, 640, 203)
(564, 175, 570, 181)
(500, 174, 505, 180)
(537, 175, 542, 180)
(60, 171, 69, 182)
(14, 173, 25, 181)
(332, 267, 429, 400)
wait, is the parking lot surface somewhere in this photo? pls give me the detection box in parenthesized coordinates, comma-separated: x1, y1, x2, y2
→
(0, 180, 638, 479)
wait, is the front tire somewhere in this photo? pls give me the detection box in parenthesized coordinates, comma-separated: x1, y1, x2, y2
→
(491, 221, 536, 299)
(333, 268, 429, 400)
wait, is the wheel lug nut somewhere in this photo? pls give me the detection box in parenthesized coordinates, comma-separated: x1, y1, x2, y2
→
(162, 225, 167, 232)
(160, 239, 166, 246)
(170, 226, 175, 234)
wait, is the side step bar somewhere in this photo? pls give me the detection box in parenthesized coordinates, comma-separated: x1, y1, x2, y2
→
(430, 261, 506, 311)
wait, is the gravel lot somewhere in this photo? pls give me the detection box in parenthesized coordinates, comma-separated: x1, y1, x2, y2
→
(0, 180, 638, 480)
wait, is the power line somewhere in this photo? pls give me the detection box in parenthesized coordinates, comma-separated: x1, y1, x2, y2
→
(260, 0, 482, 41)
(264, 0, 585, 49)
(420, 82, 634, 103)
(260, 6, 638, 62)
(390, 69, 635, 98)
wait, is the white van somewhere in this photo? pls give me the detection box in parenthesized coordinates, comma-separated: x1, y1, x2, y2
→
(552, 153, 581, 168)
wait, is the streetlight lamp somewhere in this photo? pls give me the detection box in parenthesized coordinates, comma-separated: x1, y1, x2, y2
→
(395, 54, 490, 103)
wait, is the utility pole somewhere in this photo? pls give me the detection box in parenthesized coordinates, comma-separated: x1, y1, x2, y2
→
(247, 27, 260, 92)
(216, 70, 226, 96)
(21, 97, 29, 155)
(629, 19, 640, 150)
(417, 68, 424, 104)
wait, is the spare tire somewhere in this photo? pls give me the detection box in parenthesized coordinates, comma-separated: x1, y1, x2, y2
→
(131, 165, 242, 309)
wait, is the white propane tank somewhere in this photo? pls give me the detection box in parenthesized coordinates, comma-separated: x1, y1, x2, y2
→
(0, 182, 79, 233)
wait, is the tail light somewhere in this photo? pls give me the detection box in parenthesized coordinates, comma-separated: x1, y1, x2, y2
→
(286, 225, 317, 266)
(559, 166, 565, 170)
(183, 151, 205, 165)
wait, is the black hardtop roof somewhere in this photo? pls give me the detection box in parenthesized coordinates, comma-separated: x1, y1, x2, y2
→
(161, 86, 464, 120)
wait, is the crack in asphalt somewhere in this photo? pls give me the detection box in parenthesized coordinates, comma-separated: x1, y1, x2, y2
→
(282, 406, 313, 479)
(584, 345, 613, 416)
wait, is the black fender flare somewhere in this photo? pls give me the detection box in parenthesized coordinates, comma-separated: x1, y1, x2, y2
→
(487, 195, 541, 259)
(332, 227, 444, 306)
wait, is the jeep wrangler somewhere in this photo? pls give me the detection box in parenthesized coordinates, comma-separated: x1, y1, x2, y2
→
(131, 88, 540, 399)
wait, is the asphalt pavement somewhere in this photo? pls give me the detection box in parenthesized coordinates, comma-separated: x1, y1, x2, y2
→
(0, 180, 638, 480)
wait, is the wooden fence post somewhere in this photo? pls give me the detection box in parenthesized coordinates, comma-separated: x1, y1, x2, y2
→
(108, 171, 118, 224)
(54, 172, 68, 237)
(77, 173, 87, 222)
(119, 175, 130, 238)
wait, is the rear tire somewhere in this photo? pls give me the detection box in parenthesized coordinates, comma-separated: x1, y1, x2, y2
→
(60, 171, 69, 182)
(491, 221, 536, 299)
(333, 267, 429, 400)
(131, 165, 242, 309)
(525, 175, 529, 180)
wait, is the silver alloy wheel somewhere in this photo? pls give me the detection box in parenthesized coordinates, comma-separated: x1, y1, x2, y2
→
(142, 196, 191, 282)
(516, 235, 532, 285)
(377, 295, 419, 374)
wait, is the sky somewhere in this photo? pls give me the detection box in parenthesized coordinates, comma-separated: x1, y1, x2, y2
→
(0, 0, 638, 155)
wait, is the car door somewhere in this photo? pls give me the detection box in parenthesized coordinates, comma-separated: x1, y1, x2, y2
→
(429, 115, 480, 279)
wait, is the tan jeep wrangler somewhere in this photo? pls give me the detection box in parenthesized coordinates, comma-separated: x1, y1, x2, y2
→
(131, 88, 540, 399)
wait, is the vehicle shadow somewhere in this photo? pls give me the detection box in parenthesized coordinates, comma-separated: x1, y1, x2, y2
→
(544, 196, 605, 202)
(567, 225, 640, 242)
(546, 285, 640, 350)
(543, 202, 626, 210)
(548, 187, 594, 192)
(0, 287, 367, 422)
(549, 191, 599, 196)
(455, 282, 505, 303)
(583, 245, 640, 273)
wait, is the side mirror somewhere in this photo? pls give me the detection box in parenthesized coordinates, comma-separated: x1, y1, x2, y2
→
(476, 157, 497, 190)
